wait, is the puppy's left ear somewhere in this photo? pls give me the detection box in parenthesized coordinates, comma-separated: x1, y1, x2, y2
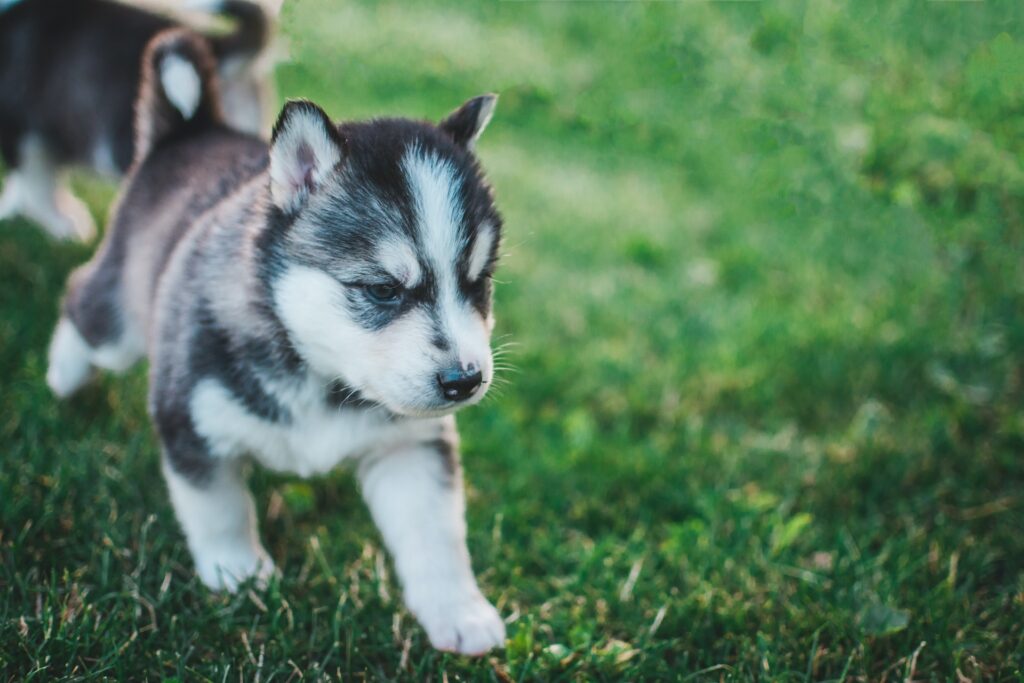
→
(270, 99, 344, 213)
(439, 94, 497, 150)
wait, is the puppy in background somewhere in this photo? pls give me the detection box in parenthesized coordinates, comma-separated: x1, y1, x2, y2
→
(0, 0, 272, 241)
(48, 27, 508, 655)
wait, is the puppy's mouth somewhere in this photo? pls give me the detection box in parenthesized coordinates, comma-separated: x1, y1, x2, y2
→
(387, 393, 489, 419)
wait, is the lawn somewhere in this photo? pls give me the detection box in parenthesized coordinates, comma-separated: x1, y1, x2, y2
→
(2, 0, 1023, 679)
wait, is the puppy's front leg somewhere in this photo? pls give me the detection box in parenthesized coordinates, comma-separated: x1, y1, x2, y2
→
(358, 436, 505, 656)
(162, 457, 275, 592)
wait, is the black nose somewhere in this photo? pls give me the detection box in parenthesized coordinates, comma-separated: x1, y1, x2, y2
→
(437, 364, 483, 402)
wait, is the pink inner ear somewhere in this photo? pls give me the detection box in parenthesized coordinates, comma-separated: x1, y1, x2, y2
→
(296, 142, 316, 191)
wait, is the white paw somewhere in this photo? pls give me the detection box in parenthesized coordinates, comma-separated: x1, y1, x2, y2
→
(46, 361, 93, 399)
(193, 544, 276, 593)
(47, 318, 94, 398)
(413, 592, 506, 656)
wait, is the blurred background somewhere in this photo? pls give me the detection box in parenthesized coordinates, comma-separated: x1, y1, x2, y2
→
(1, 0, 1022, 679)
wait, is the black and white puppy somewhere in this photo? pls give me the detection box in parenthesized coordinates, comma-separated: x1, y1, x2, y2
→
(48, 30, 506, 655)
(0, 0, 270, 241)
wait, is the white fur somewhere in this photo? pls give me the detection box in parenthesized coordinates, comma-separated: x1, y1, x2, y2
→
(90, 314, 145, 374)
(46, 318, 94, 398)
(219, 67, 266, 136)
(272, 265, 455, 415)
(190, 376, 441, 475)
(163, 460, 275, 592)
(403, 149, 465, 278)
(90, 334, 145, 373)
(184, 375, 504, 652)
(270, 107, 341, 213)
(160, 55, 202, 120)
(403, 149, 492, 375)
(358, 439, 505, 654)
(46, 316, 144, 398)
(377, 238, 423, 288)
(448, 300, 493, 373)
(467, 222, 495, 282)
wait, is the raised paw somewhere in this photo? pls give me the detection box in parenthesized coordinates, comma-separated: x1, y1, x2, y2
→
(414, 592, 506, 656)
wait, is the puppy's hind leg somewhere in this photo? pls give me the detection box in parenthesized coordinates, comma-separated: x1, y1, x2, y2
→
(162, 455, 276, 592)
(46, 317, 97, 398)
(8, 135, 95, 241)
(47, 260, 143, 398)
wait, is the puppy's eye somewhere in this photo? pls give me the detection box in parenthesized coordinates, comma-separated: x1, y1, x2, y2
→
(364, 282, 403, 304)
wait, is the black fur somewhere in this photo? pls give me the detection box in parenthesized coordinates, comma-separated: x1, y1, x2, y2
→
(426, 437, 460, 481)
(439, 95, 492, 149)
(190, 302, 289, 424)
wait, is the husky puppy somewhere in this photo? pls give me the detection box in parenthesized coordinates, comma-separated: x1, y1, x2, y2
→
(0, 0, 270, 241)
(47, 29, 506, 654)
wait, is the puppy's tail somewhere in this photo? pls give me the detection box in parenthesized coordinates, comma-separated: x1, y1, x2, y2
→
(133, 29, 223, 166)
(203, 1, 270, 63)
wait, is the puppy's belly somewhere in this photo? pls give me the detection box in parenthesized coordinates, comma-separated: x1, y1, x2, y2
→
(189, 378, 438, 476)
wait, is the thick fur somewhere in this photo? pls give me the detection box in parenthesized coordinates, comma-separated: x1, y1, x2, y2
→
(0, 0, 270, 240)
(47, 34, 506, 654)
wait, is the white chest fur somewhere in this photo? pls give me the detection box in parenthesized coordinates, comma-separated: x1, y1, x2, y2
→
(189, 376, 443, 477)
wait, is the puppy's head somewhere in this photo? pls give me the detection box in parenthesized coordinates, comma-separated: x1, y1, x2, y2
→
(266, 96, 502, 417)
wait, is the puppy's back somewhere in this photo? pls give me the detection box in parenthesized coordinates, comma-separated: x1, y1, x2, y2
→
(67, 29, 267, 349)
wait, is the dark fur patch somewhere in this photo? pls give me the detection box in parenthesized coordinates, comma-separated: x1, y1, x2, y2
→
(190, 302, 288, 423)
(427, 437, 461, 481)
(63, 244, 127, 348)
(324, 379, 373, 409)
(154, 400, 216, 484)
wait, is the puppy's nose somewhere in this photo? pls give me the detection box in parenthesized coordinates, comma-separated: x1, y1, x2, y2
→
(437, 364, 483, 402)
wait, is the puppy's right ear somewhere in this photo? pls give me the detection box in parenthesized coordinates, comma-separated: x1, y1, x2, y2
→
(270, 100, 343, 213)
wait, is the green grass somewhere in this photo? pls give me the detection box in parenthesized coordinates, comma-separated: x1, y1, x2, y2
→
(2, 0, 1023, 679)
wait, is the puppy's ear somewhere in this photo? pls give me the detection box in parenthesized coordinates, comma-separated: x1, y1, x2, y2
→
(270, 100, 343, 213)
(439, 94, 497, 150)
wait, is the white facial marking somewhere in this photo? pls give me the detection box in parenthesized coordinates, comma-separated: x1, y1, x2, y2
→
(160, 54, 202, 120)
(467, 222, 495, 282)
(402, 148, 492, 378)
(273, 265, 370, 380)
(377, 238, 422, 287)
(403, 148, 465, 271)
(273, 265, 446, 415)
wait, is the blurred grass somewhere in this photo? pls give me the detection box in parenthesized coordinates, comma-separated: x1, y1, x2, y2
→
(2, 0, 1023, 679)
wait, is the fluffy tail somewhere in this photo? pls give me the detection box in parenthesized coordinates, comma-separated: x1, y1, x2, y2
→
(201, 0, 269, 62)
(133, 29, 223, 165)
